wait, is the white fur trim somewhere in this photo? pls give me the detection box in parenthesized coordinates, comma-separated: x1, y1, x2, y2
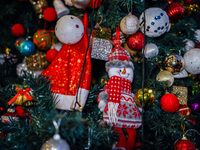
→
(54, 88, 89, 111)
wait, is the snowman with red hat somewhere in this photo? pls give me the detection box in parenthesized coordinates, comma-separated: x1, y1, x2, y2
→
(97, 31, 142, 150)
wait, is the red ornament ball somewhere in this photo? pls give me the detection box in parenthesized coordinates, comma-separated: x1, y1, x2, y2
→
(126, 32, 144, 51)
(166, 2, 184, 20)
(89, 0, 102, 8)
(43, 7, 57, 22)
(184, 0, 195, 5)
(160, 93, 180, 113)
(46, 49, 59, 62)
(15, 106, 26, 117)
(174, 135, 196, 150)
(11, 24, 25, 37)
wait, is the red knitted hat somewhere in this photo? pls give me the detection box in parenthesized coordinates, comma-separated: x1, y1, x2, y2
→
(108, 46, 131, 61)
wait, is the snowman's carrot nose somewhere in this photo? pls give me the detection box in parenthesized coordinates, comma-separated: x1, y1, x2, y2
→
(122, 68, 126, 74)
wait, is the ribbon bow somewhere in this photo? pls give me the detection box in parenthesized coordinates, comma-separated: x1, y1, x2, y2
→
(8, 87, 33, 105)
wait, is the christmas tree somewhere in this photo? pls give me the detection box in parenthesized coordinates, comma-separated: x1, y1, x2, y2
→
(0, 0, 200, 149)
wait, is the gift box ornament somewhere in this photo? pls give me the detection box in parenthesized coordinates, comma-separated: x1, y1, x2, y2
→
(172, 86, 188, 105)
(25, 49, 49, 71)
(90, 37, 113, 61)
(89, 15, 113, 61)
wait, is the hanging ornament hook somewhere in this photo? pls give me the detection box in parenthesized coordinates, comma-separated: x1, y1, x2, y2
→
(53, 118, 62, 134)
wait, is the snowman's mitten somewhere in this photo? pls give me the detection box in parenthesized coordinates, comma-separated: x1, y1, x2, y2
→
(98, 91, 108, 112)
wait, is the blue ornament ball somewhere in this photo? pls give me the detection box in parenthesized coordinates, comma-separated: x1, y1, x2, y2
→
(18, 40, 35, 56)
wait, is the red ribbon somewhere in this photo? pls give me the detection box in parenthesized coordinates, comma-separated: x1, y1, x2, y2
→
(8, 87, 33, 105)
(178, 105, 196, 125)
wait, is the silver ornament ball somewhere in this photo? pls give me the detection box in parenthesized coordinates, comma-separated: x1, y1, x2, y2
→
(184, 48, 200, 75)
(41, 134, 70, 150)
(71, 0, 91, 9)
(144, 43, 159, 58)
(184, 39, 195, 52)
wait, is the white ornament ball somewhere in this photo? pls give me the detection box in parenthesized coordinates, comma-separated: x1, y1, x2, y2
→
(120, 12, 139, 35)
(195, 29, 200, 42)
(41, 134, 70, 150)
(51, 42, 63, 52)
(55, 15, 84, 44)
(144, 43, 159, 58)
(184, 48, 200, 75)
(139, 7, 171, 38)
(184, 39, 195, 52)
(173, 69, 188, 78)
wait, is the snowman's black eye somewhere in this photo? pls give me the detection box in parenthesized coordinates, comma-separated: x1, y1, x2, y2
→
(119, 70, 122, 72)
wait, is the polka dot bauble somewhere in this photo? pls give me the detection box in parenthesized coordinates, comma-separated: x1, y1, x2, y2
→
(55, 15, 84, 45)
(139, 7, 171, 38)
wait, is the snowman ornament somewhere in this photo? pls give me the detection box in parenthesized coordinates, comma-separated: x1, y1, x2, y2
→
(98, 39, 142, 150)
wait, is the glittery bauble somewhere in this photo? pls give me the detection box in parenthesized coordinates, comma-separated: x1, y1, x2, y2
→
(18, 40, 35, 56)
(164, 54, 185, 74)
(46, 49, 59, 62)
(11, 24, 25, 37)
(88, 0, 102, 8)
(71, 0, 91, 9)
(144, 43, 159, 58)
(160, 93, 180, 113)
(15, 38, 26, 50)
(33, 29, 52, 50)
(184, 39, 195, 51)
(174, 135, 196, 150)
(120, 12, 139, 35)
(139, 7, 171, 38)
(31, 0, 48, 14)
(43, 7, 57, 22)
(184, 48, 200, 75)
(166, 3, 184, 20)
(135, 88, 155, 107)
(55, 15, 84, 45)
(156, 70, 174, 87)
(184, 0, 195, 5)
(126, 32, 144, 51)
(40, 134, 70, 150)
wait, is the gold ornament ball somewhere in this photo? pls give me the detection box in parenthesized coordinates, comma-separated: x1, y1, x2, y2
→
(31, 0, 48, 14)
(156, 70, 174, 87)
(164, 54, 185, 74)
(71, 0, 91, 9)
(135, 88, 155, 107)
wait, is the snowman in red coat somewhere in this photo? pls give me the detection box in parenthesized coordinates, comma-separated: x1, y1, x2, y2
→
(97, 40, 142, 150)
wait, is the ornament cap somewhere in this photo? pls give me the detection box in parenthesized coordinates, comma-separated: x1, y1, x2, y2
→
(182, 134, 187, 140)
(53, 134, 61, 140)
